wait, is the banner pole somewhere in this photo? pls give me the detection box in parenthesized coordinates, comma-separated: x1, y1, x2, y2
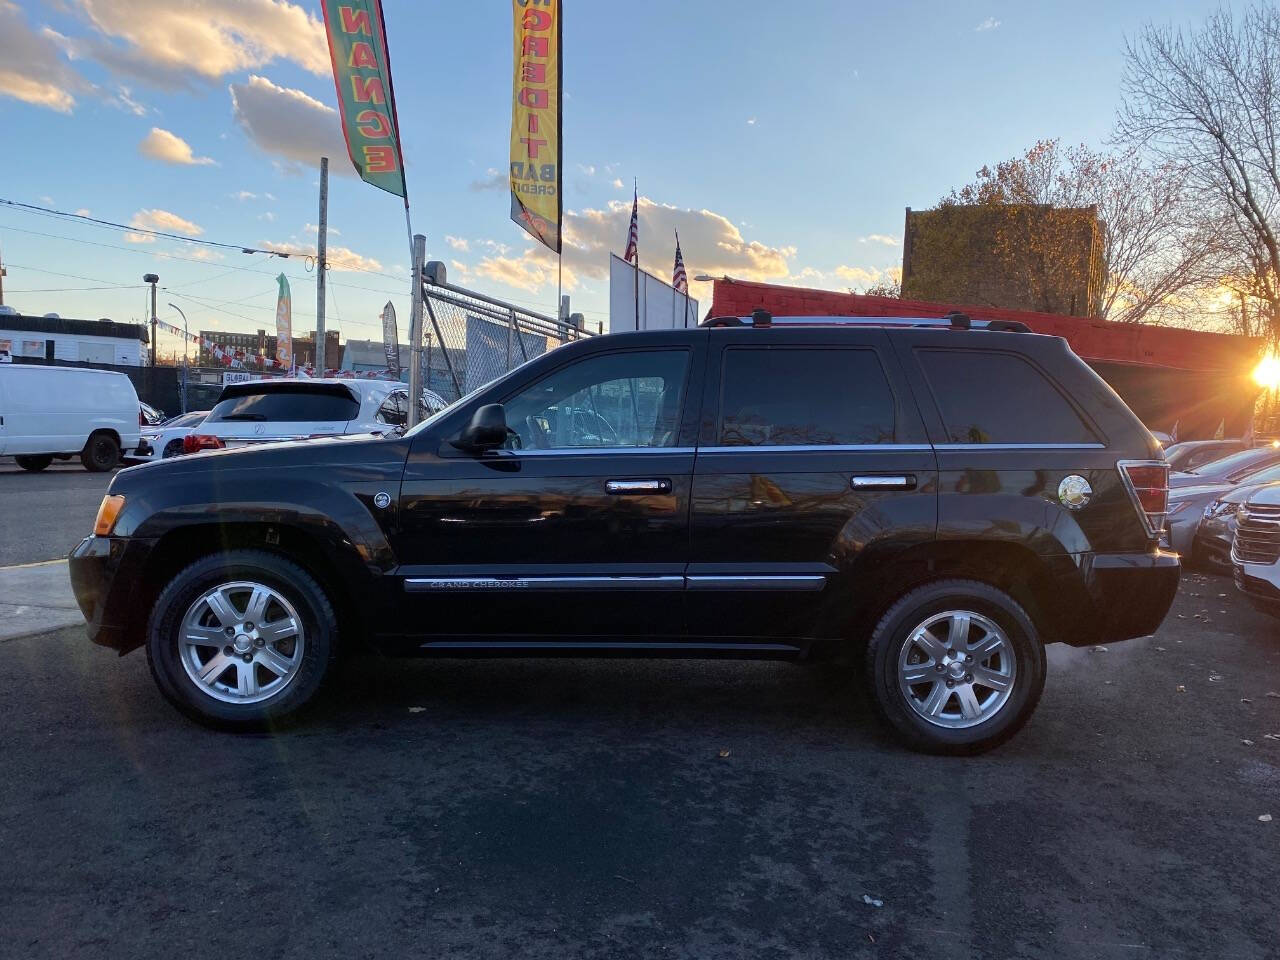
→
(315, 156, 328, 374)
(407, 233, 426, 428)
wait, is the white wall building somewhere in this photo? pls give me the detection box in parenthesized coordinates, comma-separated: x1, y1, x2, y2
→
(0, 314, 149, 366)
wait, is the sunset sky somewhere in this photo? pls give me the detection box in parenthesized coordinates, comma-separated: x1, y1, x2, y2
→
(0, 0, 1225, 354)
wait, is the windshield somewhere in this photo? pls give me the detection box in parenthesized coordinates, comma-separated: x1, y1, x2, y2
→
(1187, 446, 1280, 478)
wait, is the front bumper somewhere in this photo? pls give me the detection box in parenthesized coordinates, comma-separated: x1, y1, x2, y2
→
(68, 535, 156, 652)
(1047, 549, 1180, 645)
(1234, 565, 1280, 617)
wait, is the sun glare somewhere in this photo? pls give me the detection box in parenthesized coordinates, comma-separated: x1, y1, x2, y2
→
(1253, 353, 1280, 390)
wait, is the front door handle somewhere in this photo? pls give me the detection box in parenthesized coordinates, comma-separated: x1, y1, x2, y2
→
(850, 474, 916, 491)
(606, 478, 671, 494)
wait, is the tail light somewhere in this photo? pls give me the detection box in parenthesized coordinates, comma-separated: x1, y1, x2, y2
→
(1118, 460, 1170, 539)
(182, 434, 226, 454)
(138, 409, 147, 426)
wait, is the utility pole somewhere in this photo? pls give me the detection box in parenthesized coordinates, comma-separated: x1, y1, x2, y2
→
(315, 156, 329, 374)
(407, 234, 426, 428)
(169, 302, 189, 413)
(0, 245, 7, 306)
(144, 273, 159, 366)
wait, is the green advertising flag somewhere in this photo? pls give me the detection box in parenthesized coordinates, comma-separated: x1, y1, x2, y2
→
(321, 0, 408, 199)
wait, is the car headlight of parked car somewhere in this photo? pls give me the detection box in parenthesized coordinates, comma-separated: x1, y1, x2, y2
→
(1204, 499, 1235, 520)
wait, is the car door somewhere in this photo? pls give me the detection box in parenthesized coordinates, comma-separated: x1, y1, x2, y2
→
(392, 334, 706, 647)
(686, 327, 938, 645)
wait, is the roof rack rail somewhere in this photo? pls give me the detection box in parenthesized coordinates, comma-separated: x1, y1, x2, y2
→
(699, 314, 1035, 332)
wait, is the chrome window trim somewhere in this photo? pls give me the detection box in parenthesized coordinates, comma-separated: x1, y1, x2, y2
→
(495, 446, 695, 457)
(697, 444, 933, 453)
(935, 442, 1106, 450)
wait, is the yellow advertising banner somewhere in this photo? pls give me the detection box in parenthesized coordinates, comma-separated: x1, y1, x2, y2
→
(509, 0, 561, 253)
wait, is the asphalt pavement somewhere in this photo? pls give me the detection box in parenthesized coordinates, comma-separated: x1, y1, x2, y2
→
(2, 567, 1278, 959)
(0, 459, 113, 565)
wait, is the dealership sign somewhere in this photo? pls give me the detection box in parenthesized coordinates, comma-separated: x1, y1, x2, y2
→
(508, 0, 562, 252)
(322, 0, 408, 198)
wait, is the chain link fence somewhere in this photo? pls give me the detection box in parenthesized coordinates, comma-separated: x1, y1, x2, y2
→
(419, 280, 592, 404)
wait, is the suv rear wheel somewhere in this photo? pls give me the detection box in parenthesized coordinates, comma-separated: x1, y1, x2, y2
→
(14, 455, 53, 472)
(864, 579, 1046, 755)
(146, 550, 338, 730)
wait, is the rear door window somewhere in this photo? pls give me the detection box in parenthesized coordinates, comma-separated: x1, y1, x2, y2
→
(207, 387, 359, 423)
(718, 347, 896, 446)
(916, 349, 1097, 444)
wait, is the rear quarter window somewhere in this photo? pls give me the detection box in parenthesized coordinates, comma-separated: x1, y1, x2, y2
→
(207, 387, 359, 423)
(916, 349, 1098, 444)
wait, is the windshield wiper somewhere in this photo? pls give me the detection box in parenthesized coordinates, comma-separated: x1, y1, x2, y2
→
(217, 413, 268, 421)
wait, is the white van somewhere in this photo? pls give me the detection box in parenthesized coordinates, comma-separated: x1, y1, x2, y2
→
(0, 365, 141, 472)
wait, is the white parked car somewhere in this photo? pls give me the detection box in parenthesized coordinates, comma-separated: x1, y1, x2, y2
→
(182, 378, 409, 454)
(0, 365, 141, 471)
(128, 410, 210, 463)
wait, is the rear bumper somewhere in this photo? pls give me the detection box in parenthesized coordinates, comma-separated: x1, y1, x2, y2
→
(68, 535, 156, 652)
(1049, 550, 1180, 646)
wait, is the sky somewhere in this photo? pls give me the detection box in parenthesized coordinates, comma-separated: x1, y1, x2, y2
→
(0, 0, 1228, 358)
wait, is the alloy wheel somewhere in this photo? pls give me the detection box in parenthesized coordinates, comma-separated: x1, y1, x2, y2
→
(897, 609, 1016, 729)
(178, 580, 305, 705)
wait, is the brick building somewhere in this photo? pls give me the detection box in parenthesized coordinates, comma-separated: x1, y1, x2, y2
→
(901, 204, 1106, 317)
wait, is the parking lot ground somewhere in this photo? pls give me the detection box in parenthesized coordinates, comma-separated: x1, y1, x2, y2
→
(2, 568, 1278, 959)
(0, 459, 114, 566)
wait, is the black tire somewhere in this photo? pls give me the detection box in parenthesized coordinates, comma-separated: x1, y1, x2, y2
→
(161, 438, 184, 459)
(80, 432, 120, 472)
(145, 550, 339, 731)
(14, 455, 53, 472)
(864, 579, 1046, 755)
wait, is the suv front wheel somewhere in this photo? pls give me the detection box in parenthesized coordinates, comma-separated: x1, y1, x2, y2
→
(146, 550, 338, 730)
(864, 579, 1046, 755)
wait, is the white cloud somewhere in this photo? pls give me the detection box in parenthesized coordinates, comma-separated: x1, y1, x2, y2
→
(0, 4, 83, 112)
(231, 190, 258, 201)
(470, 168, 506, 192)
(975, 17, 1001, 31)
(611, 178, 624, 190)
(229, 75, 347, 172)
(304, 222, 340, 236)
(783, 264, 902, 294)
(444, 235, 469, 251)
(577, 164, 597, 176)
(476, 197, 797, 295)
(74, 208, 91, 216)
(67, 0, 328, 89)
(857, 234, 900, 246)
(139, 126, 216, 165)
(266, 240, 383, 274)
(125, 208, 204, 243)
(107, 85, 147, 115)
(259, 211, 275, 222)
(746, 117, 757, 125)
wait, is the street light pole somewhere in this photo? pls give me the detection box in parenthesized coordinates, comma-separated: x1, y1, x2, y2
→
(168, 302, 189, 414)
(144, 273, 159, 366)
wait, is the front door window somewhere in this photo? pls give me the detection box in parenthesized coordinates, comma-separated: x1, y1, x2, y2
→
(502, 350, 690, 450)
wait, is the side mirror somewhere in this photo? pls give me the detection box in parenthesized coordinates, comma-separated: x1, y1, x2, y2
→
(452, 403, 508, 452)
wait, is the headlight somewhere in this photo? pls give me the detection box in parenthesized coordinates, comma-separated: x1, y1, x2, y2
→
(93, 495, 126, 536)
(1204, 500, 1235, 520)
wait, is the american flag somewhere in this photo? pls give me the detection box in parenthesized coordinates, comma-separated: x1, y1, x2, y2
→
(623, 182, 638, 264)
(672, 230, 688, 293)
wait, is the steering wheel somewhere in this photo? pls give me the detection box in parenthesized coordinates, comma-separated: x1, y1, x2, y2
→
(523, 415, 551, 449)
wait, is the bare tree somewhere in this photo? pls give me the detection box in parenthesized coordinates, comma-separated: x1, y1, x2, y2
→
(943, 139, 1220, 324)
(1119, 4, 1280, 338)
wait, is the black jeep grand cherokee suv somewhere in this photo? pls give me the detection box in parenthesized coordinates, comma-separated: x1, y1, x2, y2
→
(70, 315, 1178, 753)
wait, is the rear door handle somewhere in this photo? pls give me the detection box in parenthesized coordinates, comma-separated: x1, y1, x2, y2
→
(606, 479, 671, 494)
(850, 474, 916, 491)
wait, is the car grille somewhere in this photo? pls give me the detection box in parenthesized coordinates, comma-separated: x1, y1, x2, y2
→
(1233, 503, 1280, 565)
